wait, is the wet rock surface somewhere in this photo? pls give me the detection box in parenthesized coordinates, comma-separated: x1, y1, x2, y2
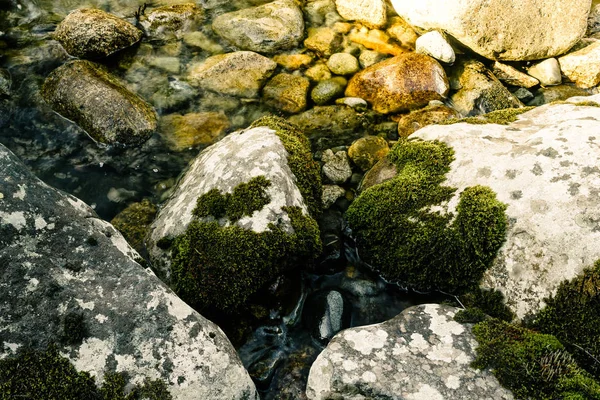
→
(0, 143, 258, 400)
(140, 3, 205, 40)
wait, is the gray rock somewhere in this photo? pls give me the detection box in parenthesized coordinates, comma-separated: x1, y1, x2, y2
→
(311, 78, 347, 105)
(187, 51, 277, 98)
(306, 304, 514, 399)
(0, 69, 11, 97)
(0, 144, 258, 400)
(410, 97, 600, 318)
(513, 87, 534, 102)
(322, 149, 352, 184)
(140, 3, 205, 40)
(304, 290, 351, 345)
(53, 8, 142, 59)
(322, 184, 346, 208)
(41, 60, 157, 146)
(212, 0, 304, 54)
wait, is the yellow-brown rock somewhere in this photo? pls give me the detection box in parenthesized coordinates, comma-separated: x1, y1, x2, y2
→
(273, 53, 314, 70)
(262, 73, 310, 113)
(348, 136, 389, 171)
(348, 29, 406, 56)
(159, 112, 229, 150)
(345, 53, 449, 114)
(395, 105, 459, 138)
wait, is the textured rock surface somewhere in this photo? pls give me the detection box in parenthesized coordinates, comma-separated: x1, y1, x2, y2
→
(410, 97, 600, 318)
(334, 0, 387, 28)
(42, 60, 157, 146)
(347, 135, 389, 171)
(0, 69, 11, 97)
(322, 149, 352, 184)
(390, 0, 590, 61)
(396, 104, 460, 137)
(140, 3, 205, 40)
(306, 304, 514, 399)
(0, 144, 258, 400)
(262, 73, 310, 113)
(558, 40, 600, 88)
(345, 53, 449, 114)
(212, 0, 304, 54)
(53, 8, 142, 59)
(159, 111, 230, 151)
(187, 51, 277, 98)
(492, 62, 539, 88)
(416, 30, 455, 64)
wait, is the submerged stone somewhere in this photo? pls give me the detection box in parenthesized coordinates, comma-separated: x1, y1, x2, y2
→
(262, 73, 310, 114)
(140, 3, 205, 40)
(159, 111, 230, 151)
(41, 60, 157, 146)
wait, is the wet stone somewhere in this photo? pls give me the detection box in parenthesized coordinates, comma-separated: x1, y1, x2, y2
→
(140, 3, 205, 40)
(304, 289, 352, 345)
(311, 78, 347, 105)
(322, 149, 353, 184)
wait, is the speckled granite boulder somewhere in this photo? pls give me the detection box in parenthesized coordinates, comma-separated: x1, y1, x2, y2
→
(42, 60, 157, 146)
(212, 0, 304, 54)
(53, 8, 142, 59)
(0, 144, 258, 400)
(306, 304, 514, 399)
(410, 96, 600, 318)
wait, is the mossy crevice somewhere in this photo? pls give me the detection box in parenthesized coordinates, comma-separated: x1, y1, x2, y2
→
(472, 319, 600, 399)
(346, 139, 507, 293)
(440, 106, 535, 125)
(454, 288, 514, 323)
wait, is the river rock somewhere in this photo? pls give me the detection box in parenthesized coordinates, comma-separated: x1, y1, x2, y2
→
(345, 53, 449, 114)
(187, 51, 277, 98)
(358, 50, 388, 68)
(274, 53, 314, 70)
(387, 16, 418, 49)
(347, 135, 389, 171)
(303, 290, 351, 345)
(416, 30, 455, 64)
(147, 117, 321, 311)
(527, 58, 562, 86)
(159, 111, 230, 151)
(0, 143, 258, 400)
(0, 69, 11, 97)
(311, 78, 347, 105)
(326, 53, 360, 75)
(41, 60, 157, 146)
(322, 185, 346, 208)
(359, 157, 398, 192)
(262, 73, 310, 113)
(212, 0, 304, 54)
(450, 59, 523, 116)
(304, 27, 344, 56)
(334, 0, 386, 28)
(558, 40, 600, 88)
(492, 61, 540, 88)
(322, 149, 353, 184)
(390, 0, 590, 61)
(140, 3, 205, 40)
(527, 84, 592, 106)
(410, 97, 600, 318)
(53, 8, 142, 59)
(306, 304, 514, 399)
(396, 104, 460, 137)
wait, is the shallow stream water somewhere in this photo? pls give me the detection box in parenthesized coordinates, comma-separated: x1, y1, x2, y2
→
(0, 0, 447, 397)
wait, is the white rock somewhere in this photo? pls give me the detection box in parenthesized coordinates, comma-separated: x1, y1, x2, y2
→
(334, 0, 387, 28)
(390, 0, 590, 61)
(416, 31, 455, 64)
(559, 40, 600, 88)
(410, 97, 600, 318)
(527, 58, 562, 86)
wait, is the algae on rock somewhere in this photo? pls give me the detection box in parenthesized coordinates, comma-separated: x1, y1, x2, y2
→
(346, 139, 507, 293)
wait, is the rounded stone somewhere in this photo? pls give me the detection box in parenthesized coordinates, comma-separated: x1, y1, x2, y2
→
(348, 136, 390, 171)
(326, 53, 360, 75)
(311, 78, 347, 105)
(262, 73, 310, 113)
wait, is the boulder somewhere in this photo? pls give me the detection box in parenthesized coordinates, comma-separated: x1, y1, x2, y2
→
(140, 3, 205, 40)
(306, 304, 514, 399)
(147, 117, 322, 311)
(558, 40, 600, 88)
(212, 0, 303, 54)
(410, 97, 600, 318)
(334, 0, 387, 28)
(262, 73, 310, 113)
(42, 60, 157, 146)
(345, 53, 449, 114)
(53, 8, 142, 59)
(0, 144, 258, 399)
(390, 0, 590, 61)
(187, 51, 277, 98)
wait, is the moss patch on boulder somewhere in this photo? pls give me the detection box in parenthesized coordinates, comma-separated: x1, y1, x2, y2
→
(440, 106, 535, 125)
(531, 260, 600, 379)
(111, 199, 157, 256)
(472, 319, 600, 399)
(346, 139, 507, 293)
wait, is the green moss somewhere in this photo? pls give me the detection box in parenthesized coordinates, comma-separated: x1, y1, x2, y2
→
(531, 260, 600, 379)
(345, 139, 507, 293)
(62, 311, 88, 345)
(454, 307, 488, 323)
(0, 345, 172, 400)
(440, 106, 535, 125)
(459, 288, 514, 322)
(472, 319, 600, 399)
(111, 199, 157, 255)
(193, 176, 270, 222)
(249, 116, 322, 217)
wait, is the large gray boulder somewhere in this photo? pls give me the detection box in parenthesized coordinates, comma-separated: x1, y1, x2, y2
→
(410, 96, 600, 318)
(42, 60, 157, 146)
(53, 8, 142, 59)
(212, 0, 304, 54)
(390, 0, 591, 61)
(306, 304, 514, 399)
(0, 144, 258, 399)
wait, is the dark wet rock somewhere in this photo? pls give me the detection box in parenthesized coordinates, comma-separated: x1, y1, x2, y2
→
(311, 78, 347, 105)
(396, 104, 460, 138)
(265, 345, 319, 400)
(262, 73, 310, 113)
(239, 324, 287, 388)
(358, 156, 398, 192)
(187, 51, 277, 98)
(304, 289, 351, 345)
(347, 135, 389, 171)
(0, 143, 258, 399)
(53, 8, 142, 59)
(212, 0, 304, 54)
(306, 304, 514, 399)
(140, 3, 205, 40)
(345, 53, 449, 114)
(41, 60, 157, 146)
(526, 84, 593, 106)
(0, 69, 11, 97)
(449, 59, 523, 117)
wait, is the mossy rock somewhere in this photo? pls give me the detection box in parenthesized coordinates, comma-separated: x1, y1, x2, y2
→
(531, 260, 600, 379)
(110, 199, 157, 256)
(472, 319, 600, 399)
(439, 106, 535, 125)
(345, 139, 507, 293)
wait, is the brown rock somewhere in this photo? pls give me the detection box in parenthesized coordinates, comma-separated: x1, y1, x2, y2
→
(159, 112, 230, 151)
(347, 136, 389, 171)
(359, 157, 398, 192)
(140, 3, 205, 40)
(345, 53, 449, 114)
(262, 73, 310, 113)
(396, 105, 460, 138)
(304, 27, 344, 56)
(386, 16, 418, 50)
(492, 61, 539, 88)
(273, 53, 314, 70)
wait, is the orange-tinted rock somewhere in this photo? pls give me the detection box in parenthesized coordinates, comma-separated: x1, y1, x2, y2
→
(345, 53, 449, 114)
(347, 136, 389, 171)
(395, 105, 459, 138)
(159, 112, 229, 150)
